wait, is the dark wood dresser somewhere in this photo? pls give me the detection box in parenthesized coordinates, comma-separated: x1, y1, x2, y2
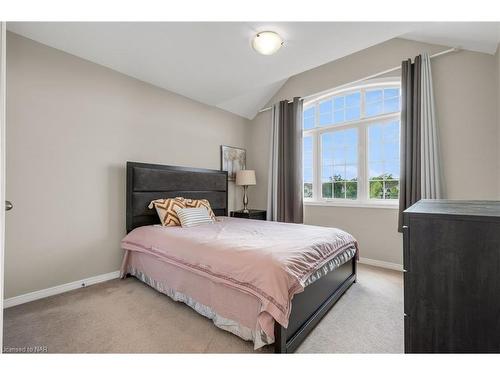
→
(403, 200, 500, 353)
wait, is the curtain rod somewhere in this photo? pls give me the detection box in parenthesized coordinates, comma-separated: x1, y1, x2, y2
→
(258, 47, 459, 114)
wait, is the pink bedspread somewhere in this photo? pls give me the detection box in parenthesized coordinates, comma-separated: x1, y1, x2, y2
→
(121, 217, 358, 329)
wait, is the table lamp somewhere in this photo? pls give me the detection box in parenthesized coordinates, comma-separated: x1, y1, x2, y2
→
(235, 170, 256, 213)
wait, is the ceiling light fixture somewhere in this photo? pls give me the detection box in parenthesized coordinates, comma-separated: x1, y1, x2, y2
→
(252, 31, 283, 56)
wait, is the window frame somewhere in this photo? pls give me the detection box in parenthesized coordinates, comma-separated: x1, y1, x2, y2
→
(303, 79, 401, 209)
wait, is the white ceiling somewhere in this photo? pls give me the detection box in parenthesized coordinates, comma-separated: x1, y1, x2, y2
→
(403, 22, 500, 56)
(7, 22, 500, 119)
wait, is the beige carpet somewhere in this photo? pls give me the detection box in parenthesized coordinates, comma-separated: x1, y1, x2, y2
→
(3, 264, 403, 353)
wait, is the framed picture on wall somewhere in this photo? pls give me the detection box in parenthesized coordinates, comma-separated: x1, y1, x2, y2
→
(220, 145, 246, 181)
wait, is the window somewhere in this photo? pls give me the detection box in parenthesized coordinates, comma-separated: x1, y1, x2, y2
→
(368, 121, 400, 200)
(321, 129, 358, 199)
(302, 80, 401, 206)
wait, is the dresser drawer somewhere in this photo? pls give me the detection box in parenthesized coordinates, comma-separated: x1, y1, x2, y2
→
(402, 222, 410, 272)
(404, 313, 411, 353)
(403, 270, 412, 315)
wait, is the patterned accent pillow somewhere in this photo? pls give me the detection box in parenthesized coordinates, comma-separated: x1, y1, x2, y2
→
(182, 198, 216, 220)
(175, 207, 214, 228)
(148, 197, 186, 226)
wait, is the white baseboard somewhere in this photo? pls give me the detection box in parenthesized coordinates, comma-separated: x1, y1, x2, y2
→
(3, 259, 401, 308)
(358, 257, 403, 271)
(3, 270, 121, 308)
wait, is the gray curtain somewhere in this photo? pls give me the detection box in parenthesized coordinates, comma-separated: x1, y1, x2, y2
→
(267, 97, 304, 223)
(398, 56, 422, 232)
(420, 53, 443, 199)
(398, 54, 444, 231)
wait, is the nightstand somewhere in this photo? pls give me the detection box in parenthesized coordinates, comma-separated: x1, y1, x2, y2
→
(230, 209, 267, 221)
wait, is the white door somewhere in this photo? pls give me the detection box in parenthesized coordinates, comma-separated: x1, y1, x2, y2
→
(0, 21, 6, 352)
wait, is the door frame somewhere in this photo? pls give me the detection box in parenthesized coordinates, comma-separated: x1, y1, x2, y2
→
(0, 21, 6, 352)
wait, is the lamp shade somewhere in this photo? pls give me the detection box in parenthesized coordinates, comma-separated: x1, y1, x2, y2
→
(235, 170, 256, 186)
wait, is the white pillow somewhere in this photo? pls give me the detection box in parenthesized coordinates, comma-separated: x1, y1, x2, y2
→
(174, 207, 214, 228)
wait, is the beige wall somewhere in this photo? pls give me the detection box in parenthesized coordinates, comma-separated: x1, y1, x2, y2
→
(5, 32, 250, 298)
(248, 38, 499, 266)
(5, 33, 500, 297)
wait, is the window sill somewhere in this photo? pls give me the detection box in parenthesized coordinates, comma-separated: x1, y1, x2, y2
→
(304, 200, 399, 210)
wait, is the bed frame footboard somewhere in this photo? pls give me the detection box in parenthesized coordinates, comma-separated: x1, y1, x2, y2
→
(274, 257, 357, 353)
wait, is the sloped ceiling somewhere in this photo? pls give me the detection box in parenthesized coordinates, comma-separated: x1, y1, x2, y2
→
(7, 22, 500, 119)
(403, 22, 500, 56)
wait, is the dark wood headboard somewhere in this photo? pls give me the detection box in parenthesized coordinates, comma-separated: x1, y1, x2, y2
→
(126, 162, 228, 232)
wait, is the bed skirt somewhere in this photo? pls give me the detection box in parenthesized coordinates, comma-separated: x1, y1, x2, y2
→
(125, 266, 273, 349)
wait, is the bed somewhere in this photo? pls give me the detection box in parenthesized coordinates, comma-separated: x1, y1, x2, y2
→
(122, 161, 358, 353)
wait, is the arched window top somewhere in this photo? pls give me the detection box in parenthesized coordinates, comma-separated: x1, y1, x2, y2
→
(303, 78, 401, 130)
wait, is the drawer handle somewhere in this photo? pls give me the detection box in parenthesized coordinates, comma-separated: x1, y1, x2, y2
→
(402, 225, 408, 229)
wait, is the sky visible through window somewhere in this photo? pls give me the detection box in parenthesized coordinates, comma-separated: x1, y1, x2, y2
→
(368, 121, 399, 178)
(303, 136, 313, 183)
(367, 121, 400, 199)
